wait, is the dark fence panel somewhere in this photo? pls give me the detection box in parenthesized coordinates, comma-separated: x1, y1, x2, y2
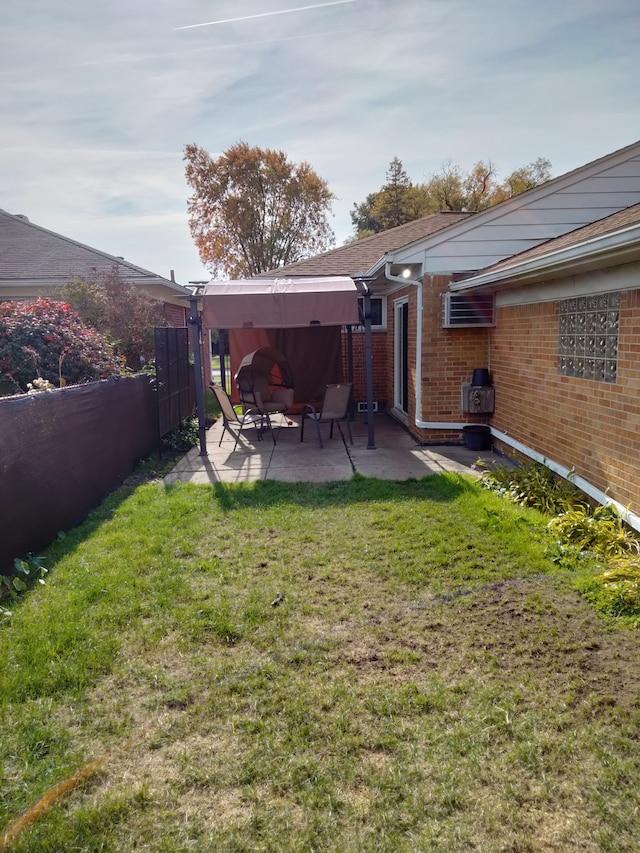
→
(0, 375, 158, 573)
(155, 327, 195, 437)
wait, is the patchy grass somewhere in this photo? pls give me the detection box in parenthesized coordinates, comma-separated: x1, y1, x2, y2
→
(1, 475, 639, 851)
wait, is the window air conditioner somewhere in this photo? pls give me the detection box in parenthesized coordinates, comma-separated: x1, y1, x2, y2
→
(442, 292, 495, 328)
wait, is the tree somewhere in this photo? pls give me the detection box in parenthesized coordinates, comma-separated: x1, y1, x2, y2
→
(0, 298, 124, 396)
(184, 142, 335, 277)
(351, 156, 552, 238)
(351, 158, 435, 237)
(492, 157, 553, 202)
(56, 267, 168, 370)
(425, 160, 468, 213)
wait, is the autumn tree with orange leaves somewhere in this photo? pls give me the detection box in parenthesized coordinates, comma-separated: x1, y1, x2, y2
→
(184, 142, 335, 278)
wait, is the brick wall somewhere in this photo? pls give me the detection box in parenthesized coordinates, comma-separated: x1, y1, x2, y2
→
(421, 275, 490, 425)
(386, 277, 491, 443)
(341, 330, 388, 407)
(490, 289, 640, 516)
(163, 302, 187, 327)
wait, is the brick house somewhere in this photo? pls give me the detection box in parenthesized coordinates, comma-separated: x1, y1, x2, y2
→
(0, 208, 191, 325)
(451, 202, 640, 528)
(255, 211, 471, 409)
(263, 140, 640, 525)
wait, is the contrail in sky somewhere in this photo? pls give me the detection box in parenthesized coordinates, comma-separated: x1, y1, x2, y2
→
(175, 0, 357, 31)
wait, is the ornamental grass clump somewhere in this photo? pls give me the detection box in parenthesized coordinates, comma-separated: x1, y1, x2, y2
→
(551, 504, 640, 623)
(482, 461, 640, 622)
(549, 503, 640, 558)
(589, 555, 640, 619)
(481, 461, 584, 516)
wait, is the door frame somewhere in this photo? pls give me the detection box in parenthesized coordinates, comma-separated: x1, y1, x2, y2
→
(393, 297, 409, 416)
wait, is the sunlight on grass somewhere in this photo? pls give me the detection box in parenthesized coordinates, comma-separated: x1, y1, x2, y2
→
(1, 475, 639, 851)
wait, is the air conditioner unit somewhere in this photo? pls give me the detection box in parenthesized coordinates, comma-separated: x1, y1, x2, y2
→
(442, 292, 495, 328)
(357, 401, 378, 413)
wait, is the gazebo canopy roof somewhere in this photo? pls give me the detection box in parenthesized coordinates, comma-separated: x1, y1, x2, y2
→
(201, 276, 360, 329)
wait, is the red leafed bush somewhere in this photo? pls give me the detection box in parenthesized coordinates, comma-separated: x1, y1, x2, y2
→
(0, 298, 125, 395)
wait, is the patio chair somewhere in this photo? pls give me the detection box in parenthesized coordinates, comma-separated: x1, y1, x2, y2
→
(300, 383, 353, 448)
(210, 384, 272, 451)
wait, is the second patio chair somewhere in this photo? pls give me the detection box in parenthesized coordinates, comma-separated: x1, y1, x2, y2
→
(300, 383, 353, 448)
(210, 384, 271, 451)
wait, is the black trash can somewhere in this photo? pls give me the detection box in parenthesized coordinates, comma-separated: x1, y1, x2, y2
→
(462, 424, 492, 451)
(471, 368, 491, 387)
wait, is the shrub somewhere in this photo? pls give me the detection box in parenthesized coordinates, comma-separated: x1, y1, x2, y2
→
(161, 418, 199, 451)
(1, 555, 48, 619)
(0, 298, 124, 395)
(57, 268, 169, 370)
(549, 503, 640, 558)
(481, 460, 640, 622)
(481, 461, 584, 516)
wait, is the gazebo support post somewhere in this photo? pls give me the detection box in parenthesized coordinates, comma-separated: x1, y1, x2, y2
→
(189, 296, 207, 456)
(346, 324, 355, 419)
(353, 277, 376, 450)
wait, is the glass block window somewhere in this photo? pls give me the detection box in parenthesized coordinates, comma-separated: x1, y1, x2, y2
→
(558, 293, 620, 382)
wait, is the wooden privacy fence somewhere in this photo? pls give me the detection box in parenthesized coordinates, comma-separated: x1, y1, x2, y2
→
(0, 375, 159, 574)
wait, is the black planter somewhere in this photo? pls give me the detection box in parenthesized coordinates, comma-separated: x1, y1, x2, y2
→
(462, 424, 492, 451)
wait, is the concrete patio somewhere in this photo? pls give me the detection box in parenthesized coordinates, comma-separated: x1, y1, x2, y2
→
(164, 412, 505, 485)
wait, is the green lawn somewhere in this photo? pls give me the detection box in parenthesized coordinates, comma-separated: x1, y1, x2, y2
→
(1, 474, 639, 851)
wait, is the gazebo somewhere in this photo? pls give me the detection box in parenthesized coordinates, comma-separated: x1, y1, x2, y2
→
(189, 276, 377, 452)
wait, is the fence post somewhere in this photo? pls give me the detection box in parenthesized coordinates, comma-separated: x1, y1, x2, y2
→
(189, 296, 207, 456)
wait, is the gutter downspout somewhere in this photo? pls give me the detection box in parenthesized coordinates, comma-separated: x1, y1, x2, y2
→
(384, 263, 467, 432)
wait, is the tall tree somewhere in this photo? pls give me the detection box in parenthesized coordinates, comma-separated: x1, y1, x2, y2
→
(374, 157, 413, 228)
(351, 157, 435, 237)
(184, 142, 335, 277)
(492, 157, 553, 202)
(351, 156, 552, 238)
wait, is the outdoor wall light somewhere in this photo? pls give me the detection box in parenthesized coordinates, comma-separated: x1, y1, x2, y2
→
(388, 264, 422, 280)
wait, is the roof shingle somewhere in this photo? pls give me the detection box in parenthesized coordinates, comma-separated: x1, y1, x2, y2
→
(0, 209, 185, 292)
(257, 211, 471, 278)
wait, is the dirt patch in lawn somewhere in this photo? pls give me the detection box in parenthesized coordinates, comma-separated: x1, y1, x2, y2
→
(317, 575, 640, 711)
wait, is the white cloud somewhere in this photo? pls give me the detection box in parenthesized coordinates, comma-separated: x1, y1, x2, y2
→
(1, 0, 639, 282)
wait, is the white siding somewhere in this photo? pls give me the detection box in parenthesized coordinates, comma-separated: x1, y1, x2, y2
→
(391, 143, 640, 275)
(495, 261, 640, 307)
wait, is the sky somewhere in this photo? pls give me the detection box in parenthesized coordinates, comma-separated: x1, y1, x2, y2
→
(2, 0, 639, 286)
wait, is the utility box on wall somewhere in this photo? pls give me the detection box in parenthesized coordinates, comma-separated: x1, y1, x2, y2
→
(461, 383, 495, 414)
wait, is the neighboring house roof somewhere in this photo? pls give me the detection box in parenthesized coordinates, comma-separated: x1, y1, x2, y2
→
(378, 139, 640, 276)
(0, 209, 189, 303)
(256, 211, 471, 278)
(451, 203, 640, 292)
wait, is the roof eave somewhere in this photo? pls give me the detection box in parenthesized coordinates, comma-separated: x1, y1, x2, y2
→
(0, 275, 190, 294)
